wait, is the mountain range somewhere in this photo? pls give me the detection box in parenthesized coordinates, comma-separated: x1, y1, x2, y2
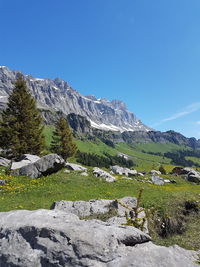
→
(0, 66, 150, 132)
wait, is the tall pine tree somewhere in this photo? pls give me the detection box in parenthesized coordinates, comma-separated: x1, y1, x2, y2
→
(51, 117, 77, 160)
(0, 74, 44, 158)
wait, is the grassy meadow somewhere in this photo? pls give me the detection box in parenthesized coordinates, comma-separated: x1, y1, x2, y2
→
(0, 125, 199, 251)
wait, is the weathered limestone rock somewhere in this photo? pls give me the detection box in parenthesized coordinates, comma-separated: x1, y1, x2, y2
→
(80, 172, 88, 176)
(0, 209, 198, 267)
(151, 176, 165, 185)
(0, 157, 11, 167)
(93, 167, 116, 182)
(11, 154, 41, 170)
(12, 154, 65, 178)
(0, 209, 151, 267)
(65, 162, 87, 171)
(150, 170, 161, 175)
(110, 165, 137, 177)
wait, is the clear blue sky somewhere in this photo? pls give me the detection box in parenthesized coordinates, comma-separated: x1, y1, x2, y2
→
(1, 0, 200, 138)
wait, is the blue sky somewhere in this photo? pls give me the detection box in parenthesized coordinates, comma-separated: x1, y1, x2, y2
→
(1, 0, 200, 138)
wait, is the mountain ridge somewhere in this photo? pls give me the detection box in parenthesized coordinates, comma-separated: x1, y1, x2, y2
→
(0, 66, 150, 132)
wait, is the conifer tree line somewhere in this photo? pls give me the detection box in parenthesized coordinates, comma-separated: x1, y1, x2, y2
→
(0, 75, 77, 160)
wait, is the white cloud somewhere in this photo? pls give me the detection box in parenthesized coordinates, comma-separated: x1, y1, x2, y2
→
(152, 102, 200, 127)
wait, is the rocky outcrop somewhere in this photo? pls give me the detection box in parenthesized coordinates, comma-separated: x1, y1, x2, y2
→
(172, 167, 200, 184)
(93, 167, 116, 182)
(51, 197, 148, 233)
(11, 154, 41, 170)
(65, 162, 87, 172)
(0, 66, 150, 132)
(150, 170, 161, 175)
(0, 209, 199, 267)
(12, 154, 65, 178)
(110, 165, 137, 176)
(0, 157, 10, 167)
(151, 176, 165, 185)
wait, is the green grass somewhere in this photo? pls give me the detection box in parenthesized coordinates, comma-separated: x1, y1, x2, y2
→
(43, 125, 55, 149)
(134, 142, 190, 154)
(0, 166, 199, 250)
(75, 139, 118, 156)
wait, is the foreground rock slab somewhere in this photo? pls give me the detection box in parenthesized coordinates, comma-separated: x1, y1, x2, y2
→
(11, 154, 65, 178)
(0, 209, 151, 267)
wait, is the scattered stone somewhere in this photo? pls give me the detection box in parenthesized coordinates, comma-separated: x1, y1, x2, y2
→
(80, 172, 88, 176)
(64, 169, 70, 173)
(151, 176, 164, 185)
(0, 157, 11, 167)
(11, 154, 41, 170)
(11, 154, 65, 178)
(164, 179, 171, 183)
(93, 167, 116, 182)
(150, 170, 161, 175)
(121, 176, 132, 180)
(110, 165, 137, 177)
(187, 172, 200, 184)
(138, 172, 144, 176)
(0, 179, 7, 185)
(65, 162, 87, 171)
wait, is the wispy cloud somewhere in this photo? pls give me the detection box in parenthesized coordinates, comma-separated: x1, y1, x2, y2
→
(152, 102, 200, 127)
(196, 121, 200, 125)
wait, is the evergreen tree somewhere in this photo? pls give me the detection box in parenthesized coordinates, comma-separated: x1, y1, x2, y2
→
(0, 74, 44, 158)
(51, 117, 77, 160)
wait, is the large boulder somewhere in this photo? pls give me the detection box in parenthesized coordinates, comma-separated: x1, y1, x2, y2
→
(0, 209, 199, 267)
(65, 162, 87, 171)
(151, 176, 165, 185)
(11, 154, 41, 170)
(0, 157, 11, 167)
(150, 170, 161, 175)
(93, 167, 116, 182)
(172, 167, 200, 184)
(110, 165, 137, 177)
(11, 154, 65, 178)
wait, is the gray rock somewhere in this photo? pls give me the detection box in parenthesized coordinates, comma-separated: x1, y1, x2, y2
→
(93, 167, 116, 182)
(109, 242, 199, 267)
(0, 209, 151, 267)
(0, 179, 7, 185)
(151, 176, 165, 185)
(65, 162, 87, 171)
(80, 172, 88, 176)
(187, 172, 200, 184)
(0, 66, 150, 133)
(12, 154, 65, 178)
(64, 169, 70, 173)
(110, 165, 137, 177)
(0, 157, 11, 167)
(150, 170, 161, 175)
(51, 199, 118, 218)
(0, 209, 198, 267)
(164, 179, 171, 183)
(11, 154, 41, 170)
(138, 172, 144, 176)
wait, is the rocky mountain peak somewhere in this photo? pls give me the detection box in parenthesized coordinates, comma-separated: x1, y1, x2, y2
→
(0, 66, 150, 132)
